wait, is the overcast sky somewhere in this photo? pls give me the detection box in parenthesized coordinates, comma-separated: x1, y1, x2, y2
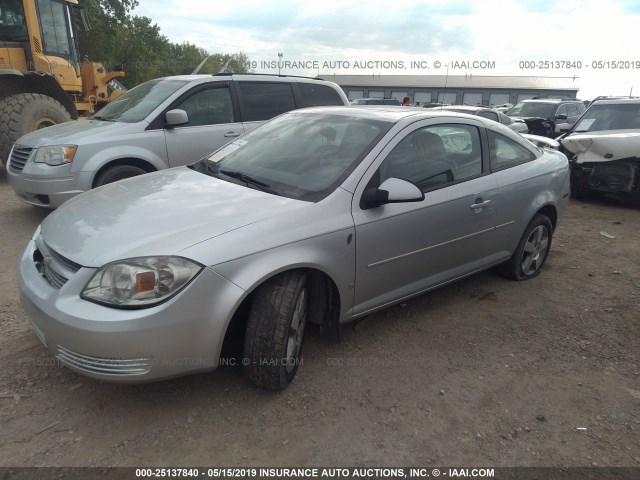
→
(132, 0, 640, 100)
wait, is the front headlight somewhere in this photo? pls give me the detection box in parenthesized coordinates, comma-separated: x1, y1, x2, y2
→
(81, 257, 203, 308)
(34, 145, 77, 166)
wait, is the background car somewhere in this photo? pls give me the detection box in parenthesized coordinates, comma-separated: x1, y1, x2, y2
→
(351, 97, 401, 106)
(6, 73, 349, 208)
(506, 99, 586, 137)
(434, 105, 528, 133)
(558, 97, 640, 199)
(18, 106, 570, 390)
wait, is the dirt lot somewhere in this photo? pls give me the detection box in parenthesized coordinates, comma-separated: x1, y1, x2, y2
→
(0, 165, 638, 468)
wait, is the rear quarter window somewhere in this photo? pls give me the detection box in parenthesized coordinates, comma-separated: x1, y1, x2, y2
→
(488, 130, 537, 170)
(237, 82, 296, 122)
(297, 83, 345, 107)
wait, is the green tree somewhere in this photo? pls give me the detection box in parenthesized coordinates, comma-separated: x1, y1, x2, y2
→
(74, 0, 251, 87)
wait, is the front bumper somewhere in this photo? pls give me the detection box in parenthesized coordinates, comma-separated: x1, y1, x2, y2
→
(18, 238, 245, 383)
(7, 161, 93, 209)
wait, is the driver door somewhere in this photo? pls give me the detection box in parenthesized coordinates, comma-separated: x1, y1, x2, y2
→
(351, 120, 501, 316)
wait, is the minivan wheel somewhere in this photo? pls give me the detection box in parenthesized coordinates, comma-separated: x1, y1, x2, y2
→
(498, 214, 553, 281)
(94, 165, 147, 187)
(243, 271, 308, 390)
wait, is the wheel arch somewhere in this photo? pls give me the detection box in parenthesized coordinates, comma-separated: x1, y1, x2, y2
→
(91, 158, 158, 188)
(219, 266, 342, 360)
(0, 72, 78, 119)
(536, 203, 558, 231)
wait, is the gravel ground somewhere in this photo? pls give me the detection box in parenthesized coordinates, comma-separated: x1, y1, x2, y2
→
(0, 166, 638, 468)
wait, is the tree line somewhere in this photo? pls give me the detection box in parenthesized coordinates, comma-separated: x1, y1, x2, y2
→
(74, 0, 251, 87)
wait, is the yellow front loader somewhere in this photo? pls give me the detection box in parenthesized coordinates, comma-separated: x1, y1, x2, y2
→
(0, 0, 125, 164)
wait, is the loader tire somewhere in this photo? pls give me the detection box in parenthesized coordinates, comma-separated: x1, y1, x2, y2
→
(0, 93, 72, 166)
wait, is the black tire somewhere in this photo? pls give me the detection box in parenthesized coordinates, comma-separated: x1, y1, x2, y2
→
(94, 165, 148, 187)
(0, 93, 71, 165)
(498, 214, 553, 281)
(243, 271, 309, 390)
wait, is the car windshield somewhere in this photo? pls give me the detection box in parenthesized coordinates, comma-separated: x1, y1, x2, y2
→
(506, 102, 556, 118)
(192, 112, 391, 202)
(92, 78, 189, 123)
(571, 103, 640, 132)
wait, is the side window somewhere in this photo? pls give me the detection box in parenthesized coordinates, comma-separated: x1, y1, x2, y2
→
(555, 104, 568, 117)
(499, 112, 513, 125)
(37, 0, 71, 57)
(238, 82, 296, 122)
(379, 124, 482, 192)
(477, 110, 499, 122)
(175, 86, 234, 127)
(567, 104, 579, 116)
(488, 130, 536, 170)
(297, 83, 344, 107)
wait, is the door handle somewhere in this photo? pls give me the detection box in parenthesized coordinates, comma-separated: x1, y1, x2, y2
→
(224, 131, 241, 137)
(470, 199, 491, 209)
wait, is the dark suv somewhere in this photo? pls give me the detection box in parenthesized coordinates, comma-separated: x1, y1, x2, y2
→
(506, 99, 586, 138)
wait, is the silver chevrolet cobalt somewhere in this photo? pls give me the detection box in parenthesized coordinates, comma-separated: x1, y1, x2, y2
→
(18, 106, 570, 389)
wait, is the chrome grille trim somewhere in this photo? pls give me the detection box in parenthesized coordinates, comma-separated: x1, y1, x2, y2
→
(56, 345, 151, 376)
(46, 243, 82, 273)
(34, 236, 82, 289)
(9, 145, 33, 173)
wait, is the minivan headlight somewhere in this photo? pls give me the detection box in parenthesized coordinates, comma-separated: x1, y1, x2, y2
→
(81, 257, 203, 308)
(34, 145, 77, 165)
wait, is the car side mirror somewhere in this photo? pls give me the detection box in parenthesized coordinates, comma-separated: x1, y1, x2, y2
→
(360, 177, 425, 210)
(165, 109, 189, 127)
(555, 122, 571, 133)
(555, 114, 568, 121)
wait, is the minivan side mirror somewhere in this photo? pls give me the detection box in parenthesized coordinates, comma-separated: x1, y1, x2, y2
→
(556, 122, 571, 133)
(361, 177, 425, 210)
(555, 114, 568, 121)
(165, 109, 189, 127)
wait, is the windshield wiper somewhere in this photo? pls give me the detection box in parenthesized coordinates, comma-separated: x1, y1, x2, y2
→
(220, 169, 276, 194)
(90, 115, 117, 122)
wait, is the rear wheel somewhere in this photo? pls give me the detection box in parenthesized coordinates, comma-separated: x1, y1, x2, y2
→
(498, 214, 553, 281)
(0, 93, 71, 165)
(243, 271, 309, 390)
(94, 165, 148, 187)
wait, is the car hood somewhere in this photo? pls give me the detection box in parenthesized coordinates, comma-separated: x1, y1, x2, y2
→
(40, 167, 308, 267)
(561, 130, 640, 163)
(15, 119, 142, 148)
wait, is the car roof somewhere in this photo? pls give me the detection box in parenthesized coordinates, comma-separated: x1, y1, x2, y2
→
(520, 99, 581, 104)
(590, 98, 640, 105)
(292, 105, 508, 125)
(155, 74, 336, 85)
(438, 105, 489, 112)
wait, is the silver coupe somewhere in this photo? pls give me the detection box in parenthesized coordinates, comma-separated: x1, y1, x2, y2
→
(18, 106, 571, 389)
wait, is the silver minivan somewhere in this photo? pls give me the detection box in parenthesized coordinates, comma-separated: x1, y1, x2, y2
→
(7, 74, 349, 208)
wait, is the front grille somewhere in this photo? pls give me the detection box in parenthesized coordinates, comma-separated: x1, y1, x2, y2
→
(9, 145, 34, 173)
(56, 345, 151, 376)
(34, 236, 82, 289)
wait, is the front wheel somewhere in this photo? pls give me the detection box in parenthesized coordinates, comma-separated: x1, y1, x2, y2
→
(498, 214, 553, 281)
(94, 164, 148, 187)
(243, 271, 309, 390)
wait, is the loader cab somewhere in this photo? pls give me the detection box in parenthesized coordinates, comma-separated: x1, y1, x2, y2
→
(0, 0, 84, 91)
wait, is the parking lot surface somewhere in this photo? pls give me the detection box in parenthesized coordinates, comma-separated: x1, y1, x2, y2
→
(0, 167, 638, 467)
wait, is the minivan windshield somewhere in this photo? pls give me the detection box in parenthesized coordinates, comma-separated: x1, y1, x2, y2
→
(192, 112, 391, 202)
(92, 78, 189, 123)
(571, 103, 640, 133)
